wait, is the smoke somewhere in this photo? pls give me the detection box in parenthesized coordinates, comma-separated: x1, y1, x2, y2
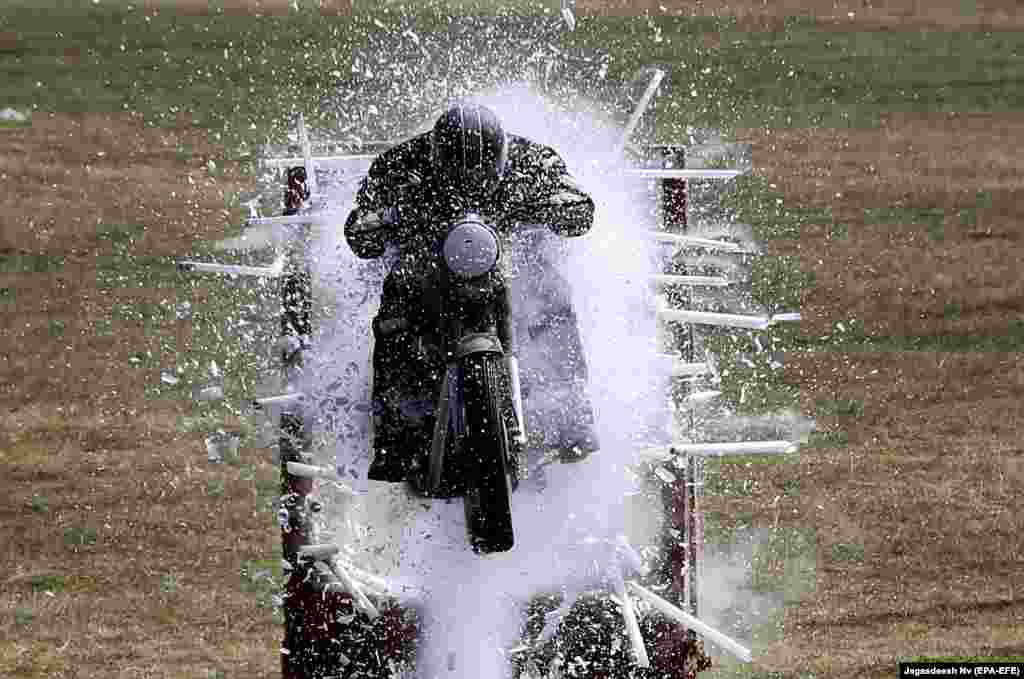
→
(300, 206, 390, 491)
(269, 87, 816, 678)
(294, 85, 671, 678)
(208, 11, 816, 673)
(698, 528, 787, 659)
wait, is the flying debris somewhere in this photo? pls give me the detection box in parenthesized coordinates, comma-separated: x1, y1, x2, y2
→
(193, 384, 224, 402)
(157, 17, 809, 675)
(205, 431, 239, 464)
(561, 0, 577, 31)
(654, 466, 678, 484)
(0, 107, 28, 122)
(628, 581, 752, 662)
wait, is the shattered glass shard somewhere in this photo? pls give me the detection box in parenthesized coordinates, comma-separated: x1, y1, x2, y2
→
(654, 466, 677, 484)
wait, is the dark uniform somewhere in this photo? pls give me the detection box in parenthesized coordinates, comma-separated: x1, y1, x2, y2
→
(344, 124, 600, 486)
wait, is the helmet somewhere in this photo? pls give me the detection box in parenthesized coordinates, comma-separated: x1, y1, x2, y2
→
(430, 103, 508, 206)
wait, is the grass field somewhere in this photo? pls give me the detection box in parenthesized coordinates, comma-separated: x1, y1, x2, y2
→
(2, 1, 1023, 677)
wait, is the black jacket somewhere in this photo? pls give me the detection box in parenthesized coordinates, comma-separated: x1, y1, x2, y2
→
(344, 133, 600, 484)
(344, 133, 594, 258)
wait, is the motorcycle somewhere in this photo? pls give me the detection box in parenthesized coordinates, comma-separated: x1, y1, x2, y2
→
(371, 211, 528, 554)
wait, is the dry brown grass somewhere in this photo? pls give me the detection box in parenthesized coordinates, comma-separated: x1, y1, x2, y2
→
(1, 112, 281, 679)
(699, 113, 1023, 674)
(0, 112, 242, 257)
(711, 350, 1024, 673)
(735, 112, 1024, 341)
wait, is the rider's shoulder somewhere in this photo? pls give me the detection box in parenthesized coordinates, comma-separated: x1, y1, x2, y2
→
(506, 135, 564, 168)
(371, 133, 432, 174)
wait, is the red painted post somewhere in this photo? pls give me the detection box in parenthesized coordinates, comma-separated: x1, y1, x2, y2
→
(277, 167, 352, 678)
(656, 470, 712, 676)
(275, 168, 420, 678)
(658, 145, 688, 233)
(687, 455, 699, 620)
(650, 140, 713, 674)
(284, 166, 311, 216)
(281, 167, 312, 341)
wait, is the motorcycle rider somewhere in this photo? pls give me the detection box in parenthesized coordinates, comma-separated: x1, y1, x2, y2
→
(344, 102, 599, 489)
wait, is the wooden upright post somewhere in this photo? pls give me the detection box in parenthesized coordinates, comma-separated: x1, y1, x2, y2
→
(275, 165, 419, 679)
(686, 454, 700, 621)
(277, 166, 351, 678)
(658, 145, 688, 233)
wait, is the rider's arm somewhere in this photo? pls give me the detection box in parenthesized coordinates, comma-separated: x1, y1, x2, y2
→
(344, 139, 431, 259)
(344, 170, 398, 260)
(497, 144, 594, 237)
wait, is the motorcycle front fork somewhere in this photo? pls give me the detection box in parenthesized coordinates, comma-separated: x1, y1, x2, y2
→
(424, 355, 526, 497)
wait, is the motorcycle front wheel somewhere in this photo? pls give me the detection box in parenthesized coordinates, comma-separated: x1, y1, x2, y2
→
(459, 352, 515, 554)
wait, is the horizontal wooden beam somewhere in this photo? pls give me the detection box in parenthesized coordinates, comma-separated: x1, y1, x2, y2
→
(260, 154, 377, 169)
(658, 308, 770, 330)
(656, 356, 712, 377)
(680, 390, 721, 404)
(623, 168, 746, 180)
(628, 580, 752, 662)
(246, 212, 340, 227)
(252, 392, 304, 409)
(646, 231, 751, 253)
(653, 274, 731, 288)
(285, 462, 357, 497)
(658, 308, 802, 329)
(642, 440, 798, 461)
(176, 255, 285, 278)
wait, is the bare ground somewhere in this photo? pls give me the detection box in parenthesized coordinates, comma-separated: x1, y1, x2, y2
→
(739, 111, 1024, 341)
(3, 5, 1024, 679)
(1, 113, 282, 678)
(718, 110, 1024, 672)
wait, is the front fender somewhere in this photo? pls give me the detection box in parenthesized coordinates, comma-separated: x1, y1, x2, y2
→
(453, 332, 504, 360)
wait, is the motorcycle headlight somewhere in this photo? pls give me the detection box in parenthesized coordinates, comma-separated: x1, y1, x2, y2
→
(442, 216, 499, 279)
